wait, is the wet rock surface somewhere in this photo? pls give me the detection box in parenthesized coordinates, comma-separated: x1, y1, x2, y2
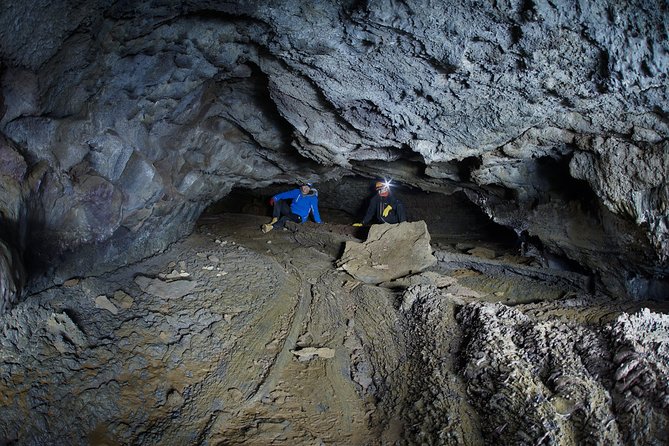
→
(1, 214, 667, 445)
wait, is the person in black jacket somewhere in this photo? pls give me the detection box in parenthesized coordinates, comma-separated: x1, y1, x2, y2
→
(356, 180, 407, 225)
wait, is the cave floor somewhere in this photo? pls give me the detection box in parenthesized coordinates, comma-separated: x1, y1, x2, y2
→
(1, 213, 668, 445)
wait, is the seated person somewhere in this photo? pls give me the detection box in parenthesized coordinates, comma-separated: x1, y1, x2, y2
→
(262, 182, 322, 233)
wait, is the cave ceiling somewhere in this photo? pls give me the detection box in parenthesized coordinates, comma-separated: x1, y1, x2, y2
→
(0, 0, 667, 299)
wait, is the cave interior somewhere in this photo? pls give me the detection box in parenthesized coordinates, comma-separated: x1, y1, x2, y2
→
(1, 0, 668, 444)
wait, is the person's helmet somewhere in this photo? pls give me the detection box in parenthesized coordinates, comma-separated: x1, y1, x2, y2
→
(375, 180, 391, 194)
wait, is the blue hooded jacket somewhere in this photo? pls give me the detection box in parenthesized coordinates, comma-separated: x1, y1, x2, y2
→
(272, 188, 322, 223)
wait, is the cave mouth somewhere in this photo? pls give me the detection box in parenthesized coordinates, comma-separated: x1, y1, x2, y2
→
(202, 177, 520, 250)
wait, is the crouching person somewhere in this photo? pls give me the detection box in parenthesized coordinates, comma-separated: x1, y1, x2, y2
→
(353, 180, 406, 226)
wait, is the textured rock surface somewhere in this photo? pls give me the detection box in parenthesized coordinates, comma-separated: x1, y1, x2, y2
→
(337, 221, 436, 284)
(0, 240, 24, 314)
(0, 0, 667, 306)
(1, 214, 666, 445)
(1, 2, 668, 442)
(456, 301, 669, 445)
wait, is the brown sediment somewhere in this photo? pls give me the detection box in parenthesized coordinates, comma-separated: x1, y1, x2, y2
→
(0, 214, 667, 445)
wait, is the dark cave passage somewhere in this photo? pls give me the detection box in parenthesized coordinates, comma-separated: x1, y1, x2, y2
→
(203, 176, 520, 249)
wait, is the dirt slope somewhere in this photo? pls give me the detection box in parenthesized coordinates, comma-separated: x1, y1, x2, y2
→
(1, 213, 667, 445)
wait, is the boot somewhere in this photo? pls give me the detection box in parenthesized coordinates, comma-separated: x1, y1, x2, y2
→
(261, 223, 273, 233)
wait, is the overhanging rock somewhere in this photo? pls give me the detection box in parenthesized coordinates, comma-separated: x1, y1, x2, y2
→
(337, 221, 437, 284)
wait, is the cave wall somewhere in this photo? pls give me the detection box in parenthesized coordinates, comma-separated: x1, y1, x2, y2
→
(0, 0, 667, 303)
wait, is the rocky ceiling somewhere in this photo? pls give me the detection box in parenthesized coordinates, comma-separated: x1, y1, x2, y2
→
(0, 0, 667, 310)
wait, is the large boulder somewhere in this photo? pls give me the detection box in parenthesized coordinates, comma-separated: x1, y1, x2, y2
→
(337, 221, 436, 284)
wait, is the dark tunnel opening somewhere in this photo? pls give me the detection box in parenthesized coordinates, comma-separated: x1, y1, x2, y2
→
(202, 176, 520, 250)
(535, 153, 600, 210)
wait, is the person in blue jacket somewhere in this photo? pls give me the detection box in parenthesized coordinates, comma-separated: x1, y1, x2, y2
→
(262, 182, 322, 233)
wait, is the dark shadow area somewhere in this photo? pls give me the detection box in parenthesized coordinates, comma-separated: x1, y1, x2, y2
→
(457, 156, 482, 183)
(204, 176, 520, 250)
(518, 230, 595, 278)
(535, 153, 600, 211)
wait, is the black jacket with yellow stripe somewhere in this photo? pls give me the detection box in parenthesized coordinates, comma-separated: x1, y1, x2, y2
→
(362, 193, 406, 224)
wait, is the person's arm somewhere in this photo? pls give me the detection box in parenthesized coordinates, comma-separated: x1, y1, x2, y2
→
(362, 195, 378, 224)
(310, 197, 322, 223)
(273, 189, 299, 202)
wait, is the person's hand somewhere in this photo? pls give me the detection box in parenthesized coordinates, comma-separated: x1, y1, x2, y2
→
(352, 223, 363, 227)
(269, 198, 275, 205)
